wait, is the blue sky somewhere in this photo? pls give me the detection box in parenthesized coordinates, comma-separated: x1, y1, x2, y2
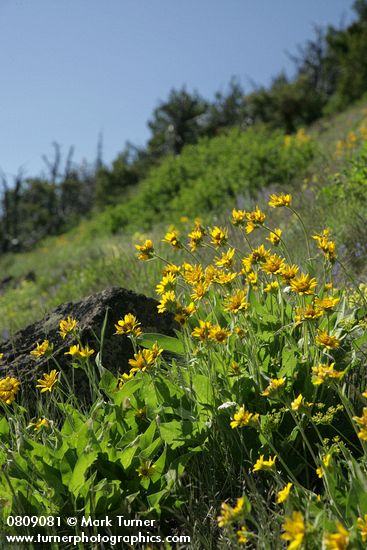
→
(0, 0, 355, 178)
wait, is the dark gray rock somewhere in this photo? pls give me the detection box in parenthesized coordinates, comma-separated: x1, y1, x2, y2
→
(0, 287, 176, 406)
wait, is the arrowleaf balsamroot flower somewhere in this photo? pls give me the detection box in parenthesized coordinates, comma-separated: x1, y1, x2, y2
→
(316, 454, 331, 478)
(65, 344, 95, 359)
(269, 193, 292, 208)
(290, 273, 317, 295)
(276, 482, 293, 504)
(264, 281, 279, 293)
(245, 207, 266, 233)
(135, 239, 154, 260)
(267, 228, 282, 246)
(157, 290, 177, 313)
(353, 408, 367, 441)
(0, 376, 21, 405)
(136, 461, 156, 478)
(192, 321, 213, 342)
(252, 455, 276, 472)
(29, 418, 50, 431)
(217, 497, 244, 528)
(162, 229, 181, 248)
(281, 263, 299, 282)
(223, 290, 249, 313)
(231, 208, 247, 226)
(237, 526, 249, 545)
(261, 254, 285, 275)
(209, 325, 231, 344)
(174, 302, 196, 325)
(357, 514, 367, 542)
(281, 511, 305, 550)
(30, 340, 54, 358)
(36, 370, 59, 393)
(262, 378, 286, 397)
(114, 313, 142, 337)
(215, 248, 236, 269)
(312, 363, 344, 385)
(210, 226, 228, 248)
(315, 296, 340, 310)
(59, 316, 77, 339)
(323, 522, 349, 550)
(230, 406, 259, 429)
(188, 228, 205, 251)
(315, 330, 340, 350)
(294, 305, 323, 325)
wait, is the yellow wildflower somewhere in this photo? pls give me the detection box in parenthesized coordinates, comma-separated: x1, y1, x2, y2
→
(36, 370, 59, 393)
(262, 378, 286, 397)
(136, 461, 156, 478)
(247, 271, 258, 288)
(281, 511, 305, 550)
(264, 281, 279, 293)
(266, 228, 282, 246)
(29, 418, 49, 431)
(353, 408, 367, 441)
(192, 320, 213, 342)
(157, 290, 177, 313)
(245, 207, 266, 232)
(229, 361, 241, 376)
(269, 193, 292, 208)
(223, 290, 249, 313)
(188, 228, 205, 251)
(312, 229, 337, 262)
(64, 344, 94, 359)
(128, 349, 154, 371)
(276, 482, 293, 504)
(213, 271, 237, 285)
(291, 394, 304, 411)
(281, 263, 299, 282)
(0, 353, 3, 363)
(174, 302, 196, 325)
(30, 340, 54, 358)
(209, 325, 231, 344)
(217, 497, 244, 528)
(215, 248, 236, 269)
(162, 263, 181, 276)
(230, 406, 259, 429)
(252, 455, 276, 472)
(262, 253, 285, 275)
(135, 239, 154, 260)
(210, 226, 228, 248)
(155, 273, 176, 296)
(315, 330, 340, 350)
(0, 376, 21, 405)
(231, 209, 247, 226)
(237, 526, 249, 545)
(323, 522, 349, 550)
(316, 454, 331, 478)
(312, 363, 344, 385)
(191, 281, 208, 301)
(182, 264, 204, 285)
(357, 514, 367, 542)
(294, 305, 323, 325)
(114, 313, 142, 336)
(59, 316, 77, 339)
(290, 273, 317, 295)
(162, 229, 181, 248)
(315, 296, 340, 310)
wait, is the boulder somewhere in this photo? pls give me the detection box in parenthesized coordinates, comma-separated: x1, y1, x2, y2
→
(0, 287, 176, 406)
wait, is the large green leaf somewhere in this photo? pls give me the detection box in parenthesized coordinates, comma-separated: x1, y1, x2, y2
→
(139, 333, 185, 355)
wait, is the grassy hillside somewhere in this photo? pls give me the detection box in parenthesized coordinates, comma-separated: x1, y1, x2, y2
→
(0, 100, 367, 340)
(1, 99, 367, 549)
